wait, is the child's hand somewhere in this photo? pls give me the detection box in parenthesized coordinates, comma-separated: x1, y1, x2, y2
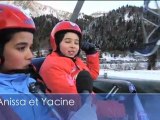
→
(81, 42, 97, 55)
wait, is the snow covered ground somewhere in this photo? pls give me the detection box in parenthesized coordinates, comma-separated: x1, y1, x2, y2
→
(99, 69, 160, 81)
(99, 53, 160, 81)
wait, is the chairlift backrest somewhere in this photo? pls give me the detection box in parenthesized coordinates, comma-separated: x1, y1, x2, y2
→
(31, 57, 45, 72)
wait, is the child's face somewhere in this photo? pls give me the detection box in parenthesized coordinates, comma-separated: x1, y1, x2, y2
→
(1, 31, 33, 72)
(59, 32, 79, 58)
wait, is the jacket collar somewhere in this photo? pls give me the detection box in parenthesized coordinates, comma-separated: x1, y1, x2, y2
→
(0, 73, 35, 93)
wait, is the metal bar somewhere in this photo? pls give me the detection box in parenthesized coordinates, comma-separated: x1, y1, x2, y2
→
(70, 0, 85, 22)
(142, 17, 159, 27)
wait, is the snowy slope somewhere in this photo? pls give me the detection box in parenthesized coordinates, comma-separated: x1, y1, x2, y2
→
(99, 52, 160, 81)
(99, 69, 160, 81)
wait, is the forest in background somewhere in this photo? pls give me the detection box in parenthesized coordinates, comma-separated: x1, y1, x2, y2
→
(32, 5, 160, 70)
(33, 5, 160, 53)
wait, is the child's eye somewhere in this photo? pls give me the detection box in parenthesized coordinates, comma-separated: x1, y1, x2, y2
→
(75, 41, 79, 45)
(65, 40, 71, 43)
(17, 46, 26, 51)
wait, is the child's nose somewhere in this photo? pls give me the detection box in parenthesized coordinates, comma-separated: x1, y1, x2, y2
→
(26, 50, 34, 60)
(70, 43, 76, 48)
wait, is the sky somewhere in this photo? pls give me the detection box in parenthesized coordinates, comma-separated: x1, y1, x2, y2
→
(37, 1, 159, 15)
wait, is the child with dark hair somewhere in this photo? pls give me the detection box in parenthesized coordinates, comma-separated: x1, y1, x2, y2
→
(39, 20, 127, 120)
(0, 4, 59, 120)
(40, 20, 100, 93)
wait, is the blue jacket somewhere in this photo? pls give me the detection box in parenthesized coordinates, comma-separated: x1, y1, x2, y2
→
(0, 73, 58, 120)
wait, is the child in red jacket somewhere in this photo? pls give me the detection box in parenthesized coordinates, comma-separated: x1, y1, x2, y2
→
(40, 20, 100, 93)
(39, 20, 126, 119)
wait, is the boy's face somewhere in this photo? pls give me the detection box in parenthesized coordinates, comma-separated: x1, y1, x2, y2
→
(60, 32, 79, 58)
(1, 31, 33, 72)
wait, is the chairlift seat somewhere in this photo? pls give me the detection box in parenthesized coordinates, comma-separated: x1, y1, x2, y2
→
(31, 57, 45, 72)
